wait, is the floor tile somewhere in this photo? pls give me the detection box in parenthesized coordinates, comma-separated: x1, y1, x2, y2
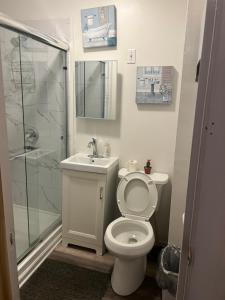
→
(102, 277, 161, 300)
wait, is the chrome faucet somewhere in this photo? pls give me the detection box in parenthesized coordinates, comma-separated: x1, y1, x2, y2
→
(88, 138, 98, 158)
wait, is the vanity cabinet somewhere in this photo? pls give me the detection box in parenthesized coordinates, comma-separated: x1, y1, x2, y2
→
(61, 164, 118, 255)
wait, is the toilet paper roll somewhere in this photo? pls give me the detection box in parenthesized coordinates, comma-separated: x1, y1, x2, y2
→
(127, 160, 138, 172)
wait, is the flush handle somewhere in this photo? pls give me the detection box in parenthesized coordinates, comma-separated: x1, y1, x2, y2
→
(99, 187, 104, 200)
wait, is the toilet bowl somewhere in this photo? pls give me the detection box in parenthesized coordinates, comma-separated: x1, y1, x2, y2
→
(105, 217, 155, 295)
(104, 169, 168, 296)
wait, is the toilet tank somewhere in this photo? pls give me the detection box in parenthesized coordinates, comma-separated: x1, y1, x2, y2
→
(118, 168, 169, 211)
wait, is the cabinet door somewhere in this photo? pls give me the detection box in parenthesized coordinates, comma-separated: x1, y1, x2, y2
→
(62, 170, 106, 248)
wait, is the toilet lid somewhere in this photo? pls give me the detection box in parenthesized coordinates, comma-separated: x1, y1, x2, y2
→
(117, 172, 158, 221)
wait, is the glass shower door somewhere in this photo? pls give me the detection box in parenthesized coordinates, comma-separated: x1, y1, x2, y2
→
(0, 28, 36, 261)
(20, 35, 67, 245)
(0, 26, 67, 262)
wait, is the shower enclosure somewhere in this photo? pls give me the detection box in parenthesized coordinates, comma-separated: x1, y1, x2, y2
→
(0, 16, 68, 264)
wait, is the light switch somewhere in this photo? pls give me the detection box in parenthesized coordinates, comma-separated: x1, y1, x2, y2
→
(127, 49, 136, 64)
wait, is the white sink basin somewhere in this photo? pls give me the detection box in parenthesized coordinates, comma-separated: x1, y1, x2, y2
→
(60, 153, 119, 174)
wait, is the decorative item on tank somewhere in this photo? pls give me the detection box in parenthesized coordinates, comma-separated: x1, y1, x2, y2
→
(127, 160, 138, 172)
(144, 160, 152, 174)
(81, 5, 117, 48)
(136, 66, 174, 104)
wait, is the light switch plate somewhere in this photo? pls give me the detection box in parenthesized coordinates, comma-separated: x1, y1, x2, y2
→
(127, 49, 136, 64)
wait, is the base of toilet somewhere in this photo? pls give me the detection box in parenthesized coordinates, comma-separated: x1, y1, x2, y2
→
(111, 255, 147, 296)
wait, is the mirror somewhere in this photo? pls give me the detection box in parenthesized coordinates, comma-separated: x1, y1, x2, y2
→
(75, 60, 117, 120)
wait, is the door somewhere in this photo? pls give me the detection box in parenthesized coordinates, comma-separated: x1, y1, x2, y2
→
(0, 27, 34, 262)
(62, 170, 106, 250)
(178, 0, 225, 299)
(0, 26, 67, 262)
(19, 35, 67, 246)
(0, 40, 20, 299)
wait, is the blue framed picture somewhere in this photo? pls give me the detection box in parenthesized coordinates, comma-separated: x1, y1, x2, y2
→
(136, 66, 174, 104)
(81, 5, 117, 48)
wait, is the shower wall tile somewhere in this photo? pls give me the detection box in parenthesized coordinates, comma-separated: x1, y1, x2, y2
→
(11, 181, 27, 207)
(38, 185, 60, 213)
(47, 49, 64, 82)
(47, 84, 65, 110)
(27, 184, 39, 209)
(4, 90, 24, 154)
(0, 29, 25, 155)
(11, 158, 26, 183)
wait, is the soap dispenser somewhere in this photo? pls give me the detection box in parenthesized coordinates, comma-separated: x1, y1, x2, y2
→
(103, 142, 111, 158)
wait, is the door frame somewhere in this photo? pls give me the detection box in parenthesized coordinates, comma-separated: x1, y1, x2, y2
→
(0, 49, 20, 298)
(1, 0, 225, 299)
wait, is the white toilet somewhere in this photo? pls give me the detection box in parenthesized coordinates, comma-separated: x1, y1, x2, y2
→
(104, 168, 168, 296)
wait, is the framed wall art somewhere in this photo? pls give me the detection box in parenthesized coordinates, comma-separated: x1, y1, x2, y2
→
(136, 66, 174, 104)
(81, 5, 117, 48)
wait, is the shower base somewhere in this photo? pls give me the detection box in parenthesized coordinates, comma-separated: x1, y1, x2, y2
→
(13, 204, 60, 260)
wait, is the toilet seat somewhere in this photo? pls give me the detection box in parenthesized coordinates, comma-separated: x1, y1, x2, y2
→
(117, 172, 158, 221)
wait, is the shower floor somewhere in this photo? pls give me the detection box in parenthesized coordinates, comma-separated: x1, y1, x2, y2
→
(13, 204, 60, 260)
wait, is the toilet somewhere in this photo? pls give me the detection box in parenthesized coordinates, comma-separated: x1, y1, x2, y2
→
(104, 168, 168, 296)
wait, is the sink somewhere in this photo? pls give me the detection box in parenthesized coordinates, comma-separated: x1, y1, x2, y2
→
(60, 153, 119, 174)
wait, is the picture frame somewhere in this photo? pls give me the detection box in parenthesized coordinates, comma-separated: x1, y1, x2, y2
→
(81, 5, 117, 48)
(136, 66, 174, 104)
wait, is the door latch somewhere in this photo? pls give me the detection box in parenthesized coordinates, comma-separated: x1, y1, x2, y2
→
(9, 232, 15, 245)
(187, 247, 192, 265)
(99, 187, 104, 200)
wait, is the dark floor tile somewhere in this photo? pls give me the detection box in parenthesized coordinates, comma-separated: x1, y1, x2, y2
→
(102, 277, 162, 300)
(146, 245, 162, 279)
(20, 259, 110, 300)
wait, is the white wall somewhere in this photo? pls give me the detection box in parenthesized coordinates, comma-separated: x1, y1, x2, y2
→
(0, 0, 188, 243)
(168, 0, 206, 248)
